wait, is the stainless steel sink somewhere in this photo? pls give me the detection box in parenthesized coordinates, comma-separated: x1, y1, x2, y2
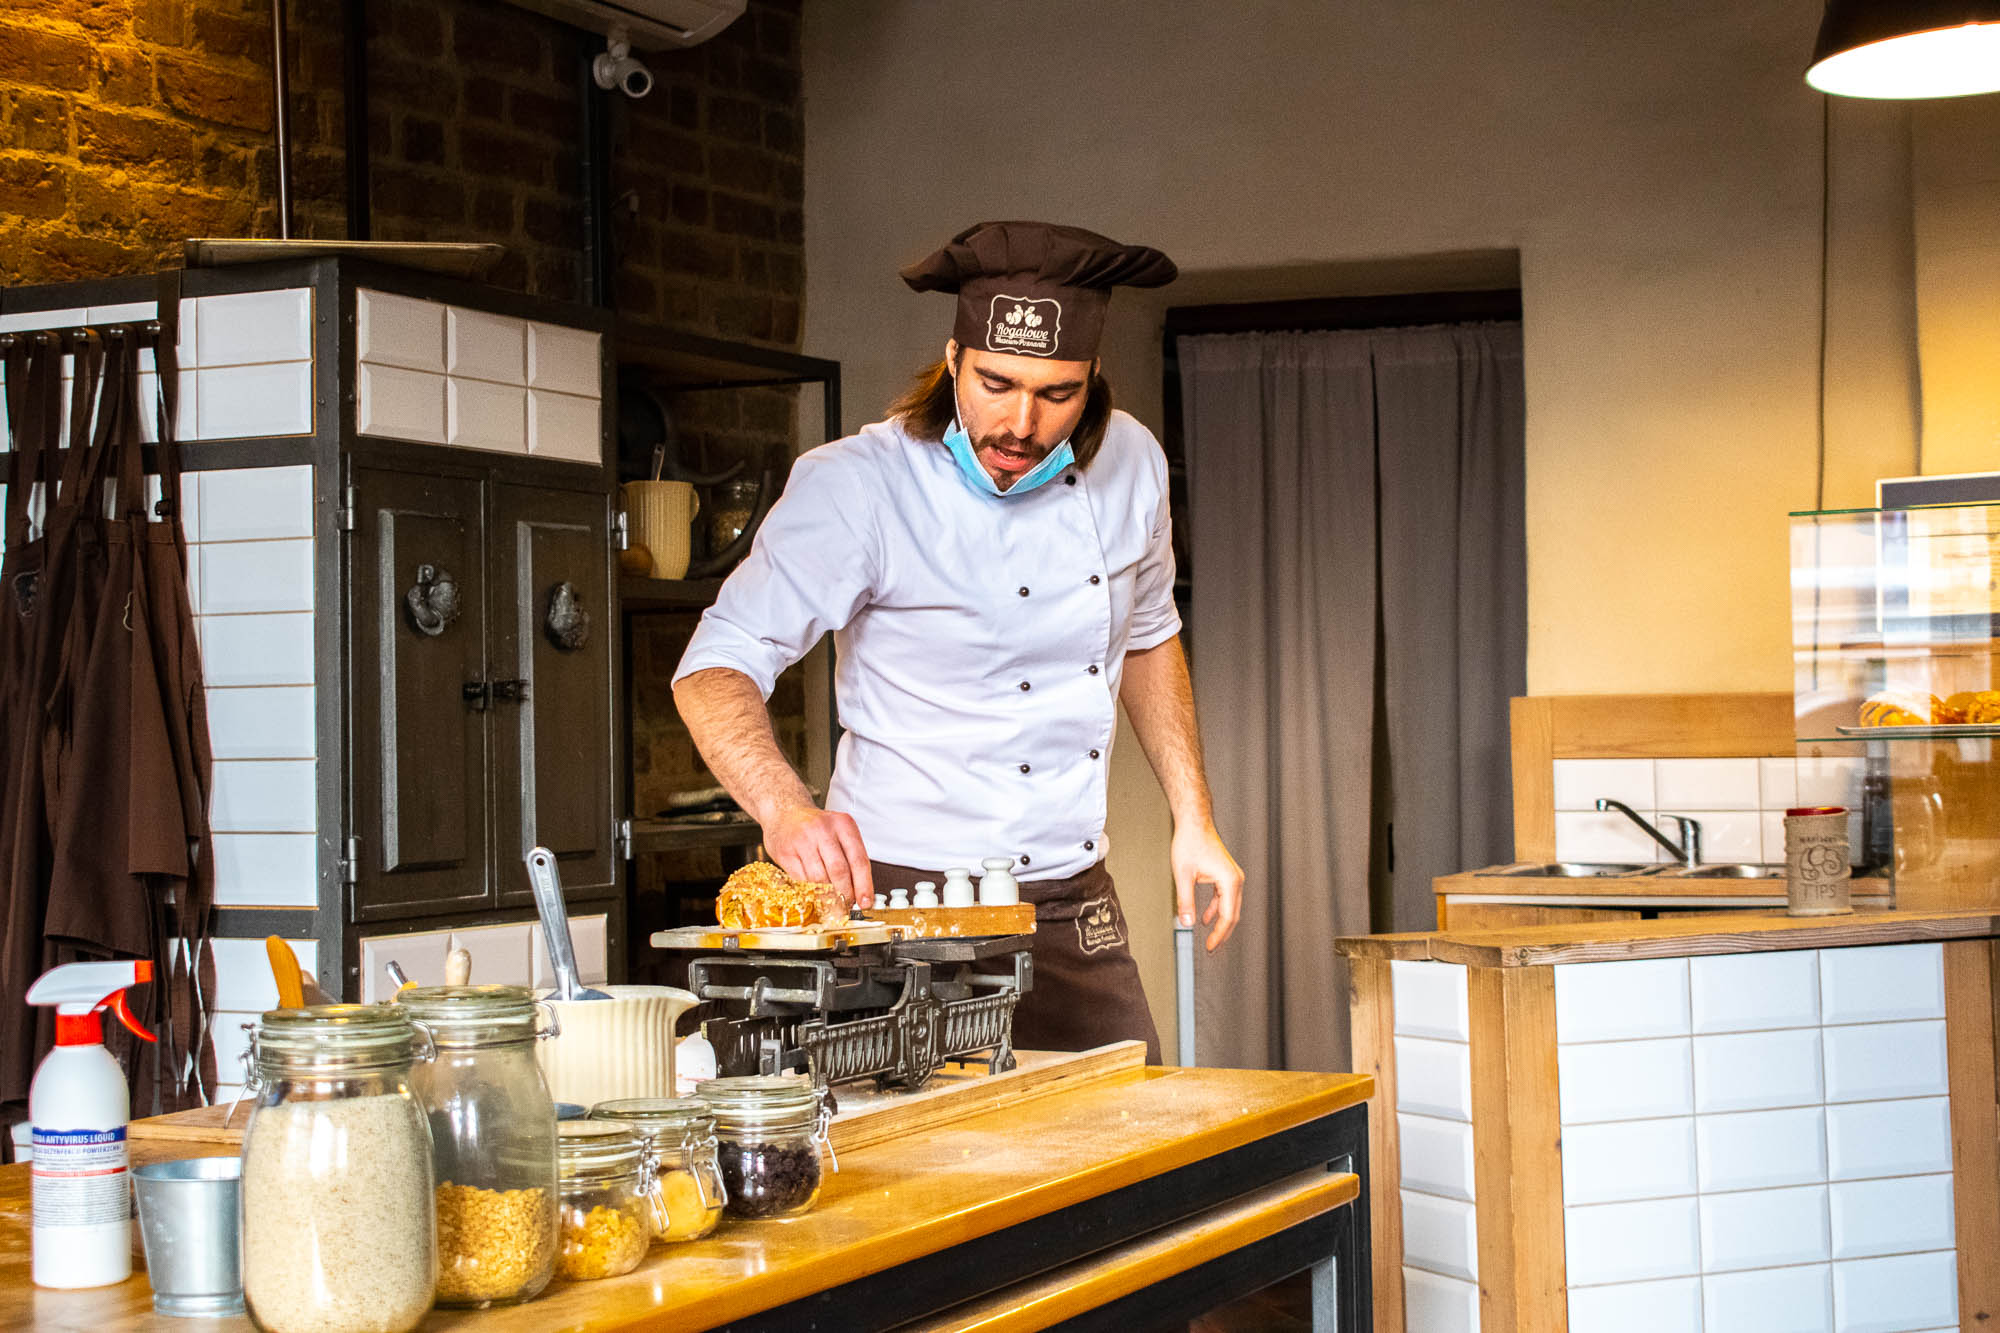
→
(1653, 863, 1786, 879)
(1488, 862, 1660, 878)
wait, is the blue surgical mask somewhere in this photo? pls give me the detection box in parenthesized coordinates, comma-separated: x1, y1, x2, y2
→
(943, 418, 1075, 498)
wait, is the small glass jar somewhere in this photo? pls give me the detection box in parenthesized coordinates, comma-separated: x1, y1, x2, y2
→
(553, 1122, 654, 1281)
(399, 985, 560, 1307)
(698, 1075, 831, 1219)
(707, 477, 760, 553)
(239, 1006, 436, 1333)
(590, 1097, 727, 1242)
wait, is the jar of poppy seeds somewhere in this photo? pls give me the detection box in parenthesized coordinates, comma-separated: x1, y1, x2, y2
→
(696, 1075, 832, 1219)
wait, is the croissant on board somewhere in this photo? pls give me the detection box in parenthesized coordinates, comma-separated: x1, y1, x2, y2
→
(717, 861, 849, 930)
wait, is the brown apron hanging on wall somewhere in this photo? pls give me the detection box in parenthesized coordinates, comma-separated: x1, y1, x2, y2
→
(0, 324, 216, 1115)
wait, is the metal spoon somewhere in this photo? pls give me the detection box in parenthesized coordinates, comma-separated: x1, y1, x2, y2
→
(525, 846, 611, 1001)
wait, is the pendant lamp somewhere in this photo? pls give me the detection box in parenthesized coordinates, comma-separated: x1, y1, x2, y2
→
(1807, 0, 2000, 98)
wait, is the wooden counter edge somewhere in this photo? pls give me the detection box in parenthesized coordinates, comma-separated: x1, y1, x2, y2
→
(1337, 910, 2000, 968)
(910, 1169, 1359, 1333)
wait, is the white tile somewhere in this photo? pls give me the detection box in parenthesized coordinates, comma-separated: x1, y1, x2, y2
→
(1674, 810, 1763, 863)
(1393, 961, 1470, 1043)
(1829, 1175, 1955, 1260)
(132, 369, 199, 445)
(1554, 810, 1669, 864)
(1398, 1113, 1477, 1202)
(205, 685, 315, 760)
(1556, 958, 1690, 1043)
(1567, 1277, 1703, 1333)
(1564, 1196, 1701, 1286)
(1559, 1037, 1694, 1124)
(195, 538, 312, 614)
(1562, 1117, 1698, 1205)
(357, 289, 445, 372)
(1761, 811, 1791, 865)
(195, 363, 313, 439)
(527, 321, 601, 396)
(1697, 1106, 1828, 1193)
(1825, 1098, 1953, 1180)
(87, 301, 156, 325)
(446, 307, 526, 384)
(1693, 1028, 1823, 1113)
(198, 612, 315, 687)
(1819, 943, 1945, 1025)
(194, 289, 312, 367)
(1691, 949, 1820, 1034)
(1700, 1184, 1830, 1273)
(210, 1014, 258, 1087)
(0, 306, 88, 333)
(1823, 1020, 1948, 1103)
(197, 465, 313, 541)
(447, 377, 527, 453)
(531, 914, 608, 985)
(1702, 1263, 1833, 1333)
(527, 389, 601, 463)
(1395, 1035, 1474, 1122)
(209, 759, 317, 833)
(357, 363, 447, 444)
(448, 923, 535, 989)
(1401, 1190, 1478, 1282)
(1656, 757, 1761, 811)
(210, 936, 318, 1012)
(1760, 757, 1800, 810)
(1796, 755, 1864, 808)
(1403, 1267, 1480, 1333)
(212, 833, 317, 908)
(1831, 1250, 1958, 1332)
(358, 929, 453, 1004)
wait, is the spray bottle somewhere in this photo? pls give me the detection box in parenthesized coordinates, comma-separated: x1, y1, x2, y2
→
(25, 959, 156, 1289)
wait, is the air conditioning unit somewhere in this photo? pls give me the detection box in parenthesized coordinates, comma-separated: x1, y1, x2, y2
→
(502, 0, 746, 48)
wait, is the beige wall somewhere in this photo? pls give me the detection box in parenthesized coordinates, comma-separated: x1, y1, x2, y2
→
(1914, 97, 2000, 477)
(800, 1, 1957, 1054)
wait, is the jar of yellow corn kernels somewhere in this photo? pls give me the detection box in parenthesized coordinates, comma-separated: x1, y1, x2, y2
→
(589, 1097, 726, 1242)
(553, 1123, 653, 1281)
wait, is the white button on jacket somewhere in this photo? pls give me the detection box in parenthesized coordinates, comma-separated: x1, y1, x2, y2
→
(674, 410, 1181, 881)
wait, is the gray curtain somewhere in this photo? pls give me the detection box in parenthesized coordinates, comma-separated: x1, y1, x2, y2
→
(1178, 323, 1525, 1072)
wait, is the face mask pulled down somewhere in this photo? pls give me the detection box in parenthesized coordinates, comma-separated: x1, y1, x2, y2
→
(942, 419, 1075, 499)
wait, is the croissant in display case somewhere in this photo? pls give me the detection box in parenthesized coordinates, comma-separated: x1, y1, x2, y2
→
(716, 862, 849, 930)
(1859, 688, 2000, 728)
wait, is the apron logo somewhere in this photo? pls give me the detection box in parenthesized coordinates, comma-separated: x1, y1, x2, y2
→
(985, 295, 1062, 357)
(1075, 896, 1126, 955)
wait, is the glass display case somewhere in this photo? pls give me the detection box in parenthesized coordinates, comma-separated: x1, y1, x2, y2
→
(1792, 500, 2000, 909)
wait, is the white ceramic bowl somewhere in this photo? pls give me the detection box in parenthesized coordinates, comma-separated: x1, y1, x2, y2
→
(532, 984, 699, 1109)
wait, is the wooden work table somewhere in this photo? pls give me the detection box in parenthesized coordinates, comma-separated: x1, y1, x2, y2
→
(1338, 908, 2000, 1333)
(0, 1064, 1373, 1332)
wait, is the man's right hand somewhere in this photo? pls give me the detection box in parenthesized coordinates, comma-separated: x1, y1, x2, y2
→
(763, 804, 874, 909)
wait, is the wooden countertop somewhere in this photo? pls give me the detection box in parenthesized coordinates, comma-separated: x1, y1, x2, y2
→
(1336, 908, 2000, 968)
(0, 1065, 1371, 1332)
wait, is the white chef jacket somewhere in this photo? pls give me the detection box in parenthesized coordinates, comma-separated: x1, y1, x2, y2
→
(673, 409, 1181, 880)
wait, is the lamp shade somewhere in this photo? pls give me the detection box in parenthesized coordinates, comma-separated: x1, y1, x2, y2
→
(1807, 0, 2000, 97)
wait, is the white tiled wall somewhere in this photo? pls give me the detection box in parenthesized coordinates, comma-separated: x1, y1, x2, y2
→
(210, 936, 317, 1104)
(1552, 756, 1866, 865)
(355, 289, 601, 463)
(0, 289, 315, 449)
(1391, 960, 1480, 1331)
(1555, 943, 1959, 1332)
(355, 916, 609, 1003)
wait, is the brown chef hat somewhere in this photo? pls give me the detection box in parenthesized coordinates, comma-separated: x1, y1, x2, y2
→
(900, 220, 1177, 362)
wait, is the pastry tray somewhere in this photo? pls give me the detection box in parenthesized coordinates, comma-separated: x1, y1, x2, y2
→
(649, 923, 898, 952)
(1835, 723, 2000, 740)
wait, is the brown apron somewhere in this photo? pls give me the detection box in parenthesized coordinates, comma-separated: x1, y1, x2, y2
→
(871, 860, 1162, 1064)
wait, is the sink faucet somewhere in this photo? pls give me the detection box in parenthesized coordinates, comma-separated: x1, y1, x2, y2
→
(1595, 799, 1702, 868)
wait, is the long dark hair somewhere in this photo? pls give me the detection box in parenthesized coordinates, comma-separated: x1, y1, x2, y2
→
(887, 352, 1116, 470)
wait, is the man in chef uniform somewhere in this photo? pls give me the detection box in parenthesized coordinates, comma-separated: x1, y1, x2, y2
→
(673, 220, 1243, 1060)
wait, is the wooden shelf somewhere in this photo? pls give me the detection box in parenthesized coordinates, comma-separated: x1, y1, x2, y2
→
(619, 575, 723, 612)
(627, 815, 762, 853)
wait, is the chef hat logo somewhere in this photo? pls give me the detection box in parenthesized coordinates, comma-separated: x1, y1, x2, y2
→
(986, 295, 1060, 356)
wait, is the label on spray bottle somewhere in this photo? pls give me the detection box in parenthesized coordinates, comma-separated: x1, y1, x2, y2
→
(30, 1127, 129, 1228)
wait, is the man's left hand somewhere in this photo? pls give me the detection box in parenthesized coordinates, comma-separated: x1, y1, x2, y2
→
(1171, 821, 1244, 952)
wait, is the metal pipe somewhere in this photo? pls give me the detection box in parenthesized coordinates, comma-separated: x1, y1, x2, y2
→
(1175, 924, 1196, 1066)
(342, 0, 371, 240)
(577, 29, 613, 306)
(269, 0, 293, 239)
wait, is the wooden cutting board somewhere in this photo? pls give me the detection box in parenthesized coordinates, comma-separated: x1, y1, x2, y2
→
(128, 1043, 1149, 1157)
(649, 923, 898, 951)
(859, 903, 1037, 938)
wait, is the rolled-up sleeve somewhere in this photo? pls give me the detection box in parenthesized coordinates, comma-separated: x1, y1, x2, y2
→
(1125, 462, 1182, 651)
(673, 450, 880, 698)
